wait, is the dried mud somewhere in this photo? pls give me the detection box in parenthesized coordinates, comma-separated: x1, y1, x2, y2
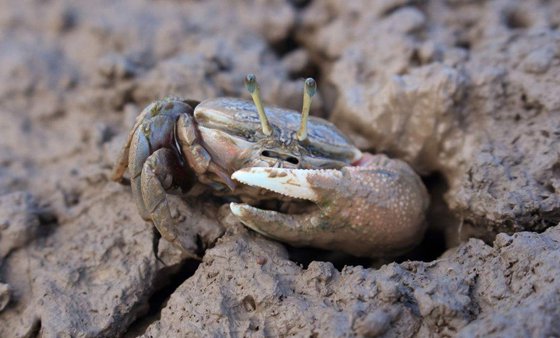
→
(0, 0, 559, 337)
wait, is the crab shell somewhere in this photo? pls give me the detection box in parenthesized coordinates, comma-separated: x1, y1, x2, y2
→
(192, 97, 362, 177)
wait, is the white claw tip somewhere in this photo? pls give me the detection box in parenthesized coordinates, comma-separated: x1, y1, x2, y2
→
(231, 167, 321, 202)
(229, 202, 244, 217)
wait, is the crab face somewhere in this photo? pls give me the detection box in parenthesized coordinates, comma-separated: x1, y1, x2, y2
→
(112, 75, 429, 258)
(193, 97, 362, 174)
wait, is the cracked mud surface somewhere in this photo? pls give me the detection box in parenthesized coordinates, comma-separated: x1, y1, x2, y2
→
(0, 0, 559, 337)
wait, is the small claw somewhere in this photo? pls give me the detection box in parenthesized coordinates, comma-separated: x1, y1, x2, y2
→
(231, 167, 342, 202)
(229, 202, 279, 237)
(229, 202, 318, 245)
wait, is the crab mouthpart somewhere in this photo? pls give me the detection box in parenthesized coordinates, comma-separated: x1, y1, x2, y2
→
(231, 167, 333, 202)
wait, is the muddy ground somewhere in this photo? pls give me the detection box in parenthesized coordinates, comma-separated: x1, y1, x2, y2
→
(0, 0, 559, 337)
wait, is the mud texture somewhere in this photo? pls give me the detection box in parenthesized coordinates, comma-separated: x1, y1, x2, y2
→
(0, 0, 559, 337)
(142, 220, 560, 337)
(300, 0, 560, 239)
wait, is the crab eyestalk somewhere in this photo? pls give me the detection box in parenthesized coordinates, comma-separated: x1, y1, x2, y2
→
(296, 78, 317, 142)
(244, 74, 273, 136)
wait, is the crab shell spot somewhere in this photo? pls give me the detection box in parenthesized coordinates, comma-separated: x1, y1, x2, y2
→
(149, 102, 162, 117)
(141, 123, 151, 137)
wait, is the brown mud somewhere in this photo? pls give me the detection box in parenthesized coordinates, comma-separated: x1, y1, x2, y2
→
(0, 0, 559, 337)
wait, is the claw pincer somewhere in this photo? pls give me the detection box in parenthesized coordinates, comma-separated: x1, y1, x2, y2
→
(230, 156, 429, 257)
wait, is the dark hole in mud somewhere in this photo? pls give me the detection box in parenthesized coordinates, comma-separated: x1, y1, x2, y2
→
(270, 34, 299, 58)
(270, 30, 321, 81)
(288, 0, 312, 9)
(287, 172, 453, 269)
(504, 8, 531, 29)
(455, 40, 471, 51)
(124, 259, 200, 337)
(400, 172, 455, 261)
(28, 319, 41, 338)
(520, 93, 543, 112)
(242, 295, 257, 312)
(396, 226, 447, 263)
(544, 183, 555, 194)
(288, 59, 321, 84)
(33, 205, 59, 241)
(520, 93, 530, 109)
(409, 50, 422, 67)
(195, 234, 205, 257)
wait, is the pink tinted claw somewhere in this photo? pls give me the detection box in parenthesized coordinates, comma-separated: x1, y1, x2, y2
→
(231, 154, 429, 257)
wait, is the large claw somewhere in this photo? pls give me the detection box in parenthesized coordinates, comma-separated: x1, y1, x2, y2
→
(230, 154, 429, 257)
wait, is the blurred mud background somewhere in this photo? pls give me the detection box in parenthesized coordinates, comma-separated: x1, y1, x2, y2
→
(0, 0, 559, 337)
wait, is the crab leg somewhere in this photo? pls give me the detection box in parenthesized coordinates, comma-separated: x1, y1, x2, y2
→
(141, 148, 192, 251)
(141, 147, 216, 258)
(230, 154, 429, 257)
(112, 99, 213, 255)
(112, 104, 153, 184)
(128, 105, 178, 220)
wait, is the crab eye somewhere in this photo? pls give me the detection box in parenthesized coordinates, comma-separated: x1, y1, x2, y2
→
(286, 157, 299, 165)
(261, 150, 300, 165)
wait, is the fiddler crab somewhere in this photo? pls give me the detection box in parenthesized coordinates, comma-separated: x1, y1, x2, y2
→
(112, 75, 429, 258)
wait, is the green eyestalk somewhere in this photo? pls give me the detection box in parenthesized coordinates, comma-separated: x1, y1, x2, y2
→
(244, 74, 273, 136)
(296, 78, 317, 141)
